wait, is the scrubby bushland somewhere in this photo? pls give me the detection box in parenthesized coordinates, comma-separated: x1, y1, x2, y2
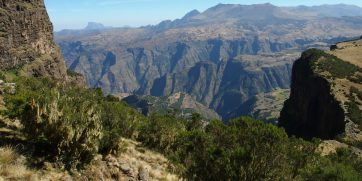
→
(3, 76, 143, 169)
(305, 49, 362, 86)
(2, 74, 362, 179)
(348, 87, 362, 129)
(303, 49, 362, 80)
(138, 114, 362, 180)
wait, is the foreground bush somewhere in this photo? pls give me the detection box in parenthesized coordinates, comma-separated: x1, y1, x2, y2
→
(4, 76, 143, 169)
(5, 77, 103, 168)
(138, 114, 362, 180)
(99, 96, 144, 154)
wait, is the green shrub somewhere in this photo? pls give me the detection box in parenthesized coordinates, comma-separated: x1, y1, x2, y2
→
(99, 100, 144, 154)
(4, 76, 143, 169)
(304, 162, 361, 181)
(346, 100, 362, 129)
(138, 113, 186, 154)
(301, 148, 362, 180)
(137, 112, 362, 180)
(5, 77, 103, 169)
(346, 90, 362, 129)
(138, 115, 323, 180)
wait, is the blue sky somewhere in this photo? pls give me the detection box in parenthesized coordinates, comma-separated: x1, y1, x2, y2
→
(45, 0, 362, 31)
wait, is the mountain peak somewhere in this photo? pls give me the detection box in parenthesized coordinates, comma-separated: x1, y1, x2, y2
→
(182, 9, 200, 19)
(84, 22, 108, 30)
(251, 3, 276, 7)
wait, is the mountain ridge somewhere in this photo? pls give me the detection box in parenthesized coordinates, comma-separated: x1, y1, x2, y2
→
(148, 3, 362, 30)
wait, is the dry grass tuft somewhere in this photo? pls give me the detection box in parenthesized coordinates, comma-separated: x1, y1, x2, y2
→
(0, 146, 18, 165)
(117, 138, 179, 180)
(0, 139, 180, 181)
(0, 146, 38, 180)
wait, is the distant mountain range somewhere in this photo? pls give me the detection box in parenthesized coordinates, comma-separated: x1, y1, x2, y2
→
(55, 3, 362, 121)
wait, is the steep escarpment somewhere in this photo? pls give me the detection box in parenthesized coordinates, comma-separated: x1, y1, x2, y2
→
(279, 50, 345, 139)
(280, 42, 362, 141)
(59, 39, 298, 94)
(150, 53, 296, 120)
(0, 0, 67, 79)
(59, 38, 298, 120)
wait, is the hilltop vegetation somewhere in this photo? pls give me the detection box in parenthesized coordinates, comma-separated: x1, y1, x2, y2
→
(139, 114, 362, 180)
(280, 47, 362, 142)
(308, 49, 362, 130)
(0, 70, 361, 180)
(302, 49, 362, 82)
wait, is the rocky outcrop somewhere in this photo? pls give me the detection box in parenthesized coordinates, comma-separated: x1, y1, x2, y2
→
(0, 0, 67, 79)
(279, 50, 345, 139)
(279, 43, 362, 140)
(79, 139, 179, 181)
(0, 138, 179, 181)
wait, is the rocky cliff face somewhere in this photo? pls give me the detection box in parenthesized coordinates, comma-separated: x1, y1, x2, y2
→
(280, 41, 362, 141)
(279, 50, 345, 139)
(149, 53, 296, 120)
(59, 36, 299, 120)
(0, 0, 67, 79)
